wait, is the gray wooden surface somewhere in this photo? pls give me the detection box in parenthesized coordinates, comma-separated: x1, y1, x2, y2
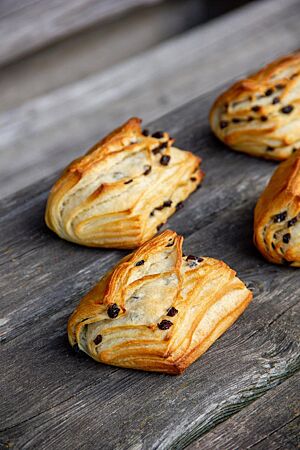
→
(0, 0, 163, 66)
(1, 0, 300, 198)
(1, 87, 299, 449)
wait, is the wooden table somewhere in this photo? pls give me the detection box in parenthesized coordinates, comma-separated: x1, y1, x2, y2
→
(1, 1, 299, 448)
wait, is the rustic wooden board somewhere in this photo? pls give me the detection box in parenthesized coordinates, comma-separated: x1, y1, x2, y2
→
(188, 372, 300, 449)
(0, 0, 163, 66)
(0, 87, 299, 449)
(1, 0, 300, 198)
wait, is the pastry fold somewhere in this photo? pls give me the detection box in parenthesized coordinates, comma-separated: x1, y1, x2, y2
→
(68, 230, 252, 374)
(254, 149, 300, 266)
(45, 118, 203, 249)
(210, 52, 300, 160)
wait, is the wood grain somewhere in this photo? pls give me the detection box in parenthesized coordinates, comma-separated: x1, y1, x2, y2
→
(0, 0, 163, 66)
(187, 372, 300, 450)
(0, 87, 299, 449)
(1, 0, 300, 198)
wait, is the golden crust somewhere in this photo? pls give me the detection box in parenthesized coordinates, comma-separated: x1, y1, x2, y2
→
(210, 52, 300, 160)
(254, 149, 300, 266)
(68, 230, 252, 374)
(45, 118, 203, 248)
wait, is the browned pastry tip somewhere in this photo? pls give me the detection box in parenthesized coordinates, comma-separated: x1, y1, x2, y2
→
(254, 149, 300, 266)
(210, 52, 300, 160)
(68, 230, 252, 374)
(45, 118, 204, 248)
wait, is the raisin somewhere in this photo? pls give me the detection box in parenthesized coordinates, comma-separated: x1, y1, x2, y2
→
(251, 105, 260, 112)
(272, 96, 280, 105)
(282, 233, 291, 244)
(152, 131, 164, 138)
(142, 129, 150, 136)
(281, 105, 294, 114)
(273, 211, 287, 223)
(266, 146, 274, 152)
(135, 260, 145, 266)
(190, 177, 197, 182)
(265, 88, 273, 96)
(143, 165, 152, 175)
(276, 83, 285, 90)
(176, 202, 184, 211)
(260, 115, 268, 122)
(220, 120, 228, 129)
(247, 116, 254, 121)
(163, 200, 172, 207)
(107, 303, 120, 318)
(93, 335, 102, 345)
(288, 217, 297, 227)
(167, 307, 178, 317)
(158, 319, 173, 330)
(160, 155, 171, 166)
(232, 118, 241, 123)
(124, 179, 133, 184)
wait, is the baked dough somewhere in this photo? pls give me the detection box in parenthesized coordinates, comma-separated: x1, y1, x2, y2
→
(210, 52, 300, 160)
(254, 149, 300, 266)
(45, 118, 203, 248)
(68, 230, 252, 374)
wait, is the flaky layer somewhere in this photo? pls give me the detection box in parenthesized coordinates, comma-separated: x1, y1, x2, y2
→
(210, 52, 300, 160)
(68, 230, 252, 374)
(45, 118, 203, 248)
(254, 149, 300, 266)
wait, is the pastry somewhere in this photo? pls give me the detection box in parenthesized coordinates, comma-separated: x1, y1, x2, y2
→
(210, 52, 300, 160)
(254, 149, 300, 266)
(45, 118, 204, 248)
(68, 230, 252, 374)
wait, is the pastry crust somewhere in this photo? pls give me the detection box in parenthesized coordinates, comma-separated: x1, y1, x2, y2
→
(210, 52, 300, 160)
(45, 118, 203, 248)
(68, 230, 252, 374)
(254, 149, 300, 266)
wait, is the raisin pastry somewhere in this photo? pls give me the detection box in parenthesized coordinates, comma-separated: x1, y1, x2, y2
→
(68, 230, 252, 374)
(210, 52, 300, 160)
(254, 149, 300, 266)
(45, 118, 203, 249)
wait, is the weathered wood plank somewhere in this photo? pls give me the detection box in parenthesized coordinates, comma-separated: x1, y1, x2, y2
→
(0, 0, 163, 66)
(0, 86, 299, 449)
(1, 0, 300, 198)
(187, 372, 300, 450)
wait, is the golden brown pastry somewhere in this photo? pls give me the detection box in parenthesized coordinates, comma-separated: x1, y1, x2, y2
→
(45, 118, 203, 249)
(68, 230, 252, 374)
(254, 149, 300, 266)
(210, 52, 300, 160)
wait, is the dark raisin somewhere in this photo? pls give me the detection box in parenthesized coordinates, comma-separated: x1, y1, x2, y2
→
(135, 260, 145, 266)
(163, 200, 172, 207)
(167, 307, 178, 317)
(152, 142, 168, 155)
(288, 217, 297, 227)
(293, 148, 297, 153)
(176, 202, 184, 211)
(107, 303, 120, 319)
(265, 88, 273, 96)
(273, 211, 287, 223)
(261, 115, 268, 122)
(266, 146, 274, 152)
(152, 131, 164, 138)
(142, 129, 150, 136)
(186, 255, 197, 261)
(272, 242, 276, 250)
(73, 344, 80, 353)
(157, 223, 164, 232)
(190, 177, 197, 182)
(143, 165, 152, 175)
(158, 319, 173, 330)
(124, 179, 133, 184)
(220, 120, 228, 129)
(281, 105, 294, 114)
(150, 210, 155, 217)
(197, 257, 204, 262)
(282, 233, 291, 244)
(247, 116, 254, 121)
(232, 118, 241, 123)
(93, 335, 102, 345)
(160, 155, 171, 166)
(251, 105, 260, 112)
(272, 96, 280, 105)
